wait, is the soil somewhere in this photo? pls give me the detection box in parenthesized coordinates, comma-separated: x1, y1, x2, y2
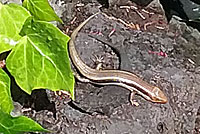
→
(3, 0, 200, 133)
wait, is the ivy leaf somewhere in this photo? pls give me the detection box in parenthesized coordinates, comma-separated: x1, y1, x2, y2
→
(6, 18, 75, 99)
(0, 109, 48, 134)
(0, 68, 13, 114)
(22, 0, 63, 23)
(0, 2, 31, 53)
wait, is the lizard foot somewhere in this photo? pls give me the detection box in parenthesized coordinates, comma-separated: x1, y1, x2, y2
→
(130, 92, 140, 106)
(91, 54, 105, 70)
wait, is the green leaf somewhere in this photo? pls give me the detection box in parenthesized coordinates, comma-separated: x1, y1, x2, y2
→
(0, 69, 13, 114)
(6, 18, 75, 99)
(0, 35, 19, 54)
(0, 109, 48, 134)
(0, 3, 31, 53)
(22, 0, 63, 23)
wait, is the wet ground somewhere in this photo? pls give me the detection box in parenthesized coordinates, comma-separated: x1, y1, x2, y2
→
(3, 0, 200, 133)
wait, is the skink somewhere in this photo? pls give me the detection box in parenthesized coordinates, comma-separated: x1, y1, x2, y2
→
(69, 12, 167, 104)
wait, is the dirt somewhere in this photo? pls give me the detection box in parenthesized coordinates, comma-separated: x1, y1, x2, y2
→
(4, 0, 200, 133)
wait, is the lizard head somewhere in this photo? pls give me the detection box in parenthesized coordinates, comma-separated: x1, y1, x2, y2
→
(150, 87, 168, 104)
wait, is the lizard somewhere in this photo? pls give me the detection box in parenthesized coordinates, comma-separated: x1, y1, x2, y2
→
(68, 12, 167, 104)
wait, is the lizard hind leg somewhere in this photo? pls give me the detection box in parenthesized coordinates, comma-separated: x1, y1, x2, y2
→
(91, 54, 105, 70)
